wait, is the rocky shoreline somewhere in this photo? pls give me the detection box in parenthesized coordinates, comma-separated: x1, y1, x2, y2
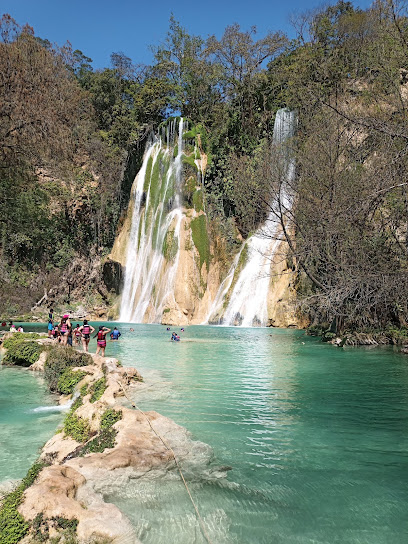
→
(0, 337, 229, 543)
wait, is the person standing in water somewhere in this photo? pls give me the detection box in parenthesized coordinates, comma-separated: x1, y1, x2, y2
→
(110, 327, 121, 340)
(59, 317, 70, 346)
(96, 326, 111, 357)
(72, 324, 82, 346)
(79, 320, 95, 352)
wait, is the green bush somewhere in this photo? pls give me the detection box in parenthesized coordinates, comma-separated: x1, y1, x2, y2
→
(306, 324, 328, 337)
(44, 346, 92, 393)
(3, 341, 43, 367)
(100, 408, 122, 430)
(322, 331, 336, 342)
(63, 413, 90, 443)
(2, 333, 40, 350)
(0, 462, 45, 544)
(79, 408, 122, 455)
(57, 369, 88, 395)
(89, 377, 107, 403)
(79, 428, 116, 455)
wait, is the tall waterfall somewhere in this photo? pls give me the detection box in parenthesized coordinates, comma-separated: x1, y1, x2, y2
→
(206, 109, 296, 327)
(120, 119, 185, 322)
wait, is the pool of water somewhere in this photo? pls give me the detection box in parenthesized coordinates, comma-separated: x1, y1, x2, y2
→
(0, 361, 63, 483)
(4, 323, 408, 543)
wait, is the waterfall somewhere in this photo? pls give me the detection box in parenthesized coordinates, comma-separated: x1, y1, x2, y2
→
(120, 119, 185, 323)
(206, 109, 296, 327)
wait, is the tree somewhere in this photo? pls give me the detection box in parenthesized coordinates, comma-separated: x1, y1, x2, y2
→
(0, 15, 88, 165)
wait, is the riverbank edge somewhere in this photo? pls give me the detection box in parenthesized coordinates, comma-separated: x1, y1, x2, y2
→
(0, 336, 227, 543)
(306, 324, 408, 350)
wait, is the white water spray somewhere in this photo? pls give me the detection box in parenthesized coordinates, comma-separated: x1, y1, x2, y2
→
(120, 119, 186, 323)
(206, 109, 296, 327)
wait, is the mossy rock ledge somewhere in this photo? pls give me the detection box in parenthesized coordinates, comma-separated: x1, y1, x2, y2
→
(1, 340, 230, 543)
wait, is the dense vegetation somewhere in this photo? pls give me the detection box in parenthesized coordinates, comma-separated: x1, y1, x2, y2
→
(2, 333, 43, 366)
(2, 1, 408, 332)
(43, 346, 91, 392)
(0, 461, 45, 544)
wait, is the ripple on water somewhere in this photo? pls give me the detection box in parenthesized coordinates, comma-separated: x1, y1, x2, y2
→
(8, 323, 408, 544)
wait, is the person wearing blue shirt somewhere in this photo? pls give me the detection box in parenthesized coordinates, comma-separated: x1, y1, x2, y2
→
(47, 319, 54, 337)
(110, 327, 121, 340)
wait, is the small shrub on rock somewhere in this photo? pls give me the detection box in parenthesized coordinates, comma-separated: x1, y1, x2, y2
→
(3, 341, 43, 367)
(63, 413, 90, 443)
(100, 408, 122, 430)
(57, 369, 88, 395)
(89, 377, 107, 403)
(44, 346, 92, 392)
(0, 462, 45, 544)
(79, 408, 122, 455)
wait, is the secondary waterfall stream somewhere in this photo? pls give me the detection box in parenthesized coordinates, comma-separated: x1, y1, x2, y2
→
(206, 108, 296, 326)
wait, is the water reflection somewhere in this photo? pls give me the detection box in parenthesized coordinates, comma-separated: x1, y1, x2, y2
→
(14, 322, 408, 544)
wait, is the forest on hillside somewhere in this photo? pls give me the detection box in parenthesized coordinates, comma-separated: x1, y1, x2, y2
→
(2, 1, 408, 333)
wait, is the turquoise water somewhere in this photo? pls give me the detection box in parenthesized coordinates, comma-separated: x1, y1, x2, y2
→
(3, 323, 408, 543)
(0, 362, 63, 483)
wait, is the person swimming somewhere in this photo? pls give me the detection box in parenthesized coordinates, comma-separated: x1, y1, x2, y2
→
(171, 332, 180, 341)
(166, 327, 170, 331)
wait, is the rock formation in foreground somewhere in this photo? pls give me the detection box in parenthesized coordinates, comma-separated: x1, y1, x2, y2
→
(1, 339, 229, 543)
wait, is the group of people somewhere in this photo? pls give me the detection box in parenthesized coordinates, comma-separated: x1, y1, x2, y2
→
(168, 327, 184, 341)
(47, 309, 121, 357)
(1, 321, 24, 332)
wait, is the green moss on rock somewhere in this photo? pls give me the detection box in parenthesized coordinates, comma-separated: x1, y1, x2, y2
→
(191, 215, 210, 271)
(182, 154, 198, 170)
(162, 229, 179, 261)
(89, 377, 107, 403)
(57, 369, 88, 396)
(2, 341, 43, 367)
(193, 189, 204, 212)
(63, 412, 90, 443)
(143, 156, 153, 193)
(0, 462, 45, 544)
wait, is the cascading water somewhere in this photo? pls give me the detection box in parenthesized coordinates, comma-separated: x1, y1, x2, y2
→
(206, 109, 296, 327)
(120, 119, 186, 323)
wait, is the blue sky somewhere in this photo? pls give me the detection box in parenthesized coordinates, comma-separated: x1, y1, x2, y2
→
(2, 0, 374, 69)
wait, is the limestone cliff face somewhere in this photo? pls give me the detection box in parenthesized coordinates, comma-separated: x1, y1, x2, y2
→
(109, 204, 304, 327)
(266, 241, 308, 328)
